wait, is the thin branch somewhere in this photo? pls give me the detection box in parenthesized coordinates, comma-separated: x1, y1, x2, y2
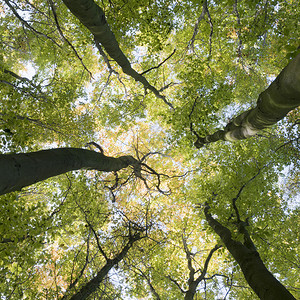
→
(64, 230, 92, 295)
(3, 69, 38, 88)
(195, 244, 221, 285)
(94, 38, 128, 94)
(233, 0, 243, 62)
(189, 0, 213, 56)
(48, 0, 93, 78)
(167, 275, 186, 294)
(182, 234, 195, 284)
(189, 97, 202, 142)
(189, 0, 208, 50)
(206, 4, 214, 57)
(73, 197, 108, 260)
(85, 141, 104, 154)
(3, 0, 61, 47)
(231, 165, 267, 223)
(140, 49, 176, 75)
(133, 266, 161, 300)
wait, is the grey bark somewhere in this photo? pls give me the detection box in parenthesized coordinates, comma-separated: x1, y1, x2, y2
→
(62, 0, 174, 109)
(204, 205, 296, 300)
(195, 53, 300, 148)
(0, 147, 139, 195)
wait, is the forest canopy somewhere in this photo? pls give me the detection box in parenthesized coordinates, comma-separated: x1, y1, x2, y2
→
(0, 0, 299, 299)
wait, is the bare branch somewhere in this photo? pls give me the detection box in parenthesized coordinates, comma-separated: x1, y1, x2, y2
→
(85, 141, 104, 154)
(64, 230, 92, 295)
(195, 244, 221, 285)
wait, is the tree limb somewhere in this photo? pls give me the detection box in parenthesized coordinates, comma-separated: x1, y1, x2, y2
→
(62, 0, 175, 110)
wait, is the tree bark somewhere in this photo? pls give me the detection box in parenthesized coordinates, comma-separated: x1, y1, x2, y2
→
(204, 206, 296, 300)
(195, 53, 300, 148)
(62, 0, 174, 109)
(0, 148, 139, 195)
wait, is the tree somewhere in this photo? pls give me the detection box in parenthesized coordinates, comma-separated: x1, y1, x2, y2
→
(0, 147, 140, 195)
(195, 53, 300, 148)
(204, 204, 296, 300)
(0, 0, 299, 299)
(204, 183, 296, 300)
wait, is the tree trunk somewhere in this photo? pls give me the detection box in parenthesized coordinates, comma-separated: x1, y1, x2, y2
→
(204, 206, 296, 300)
(195, 53, 300, 148)
(62, 0, 174, 109)
(64, 235, 142, 300)
(0, 148, 138, 195)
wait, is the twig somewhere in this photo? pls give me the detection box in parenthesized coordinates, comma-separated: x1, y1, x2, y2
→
(189, 0, 213, 56)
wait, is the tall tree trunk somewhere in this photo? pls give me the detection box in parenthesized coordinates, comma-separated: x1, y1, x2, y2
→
(195, 53, 300, 148)
(0, 148, 139, 195)
(204, 206, 296, 300)
(62, 0, 174, 109)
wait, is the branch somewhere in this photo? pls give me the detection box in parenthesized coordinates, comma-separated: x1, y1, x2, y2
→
(206, 3, 214, 57)
(189, 97, 202, 142)
(195, 244, 221, 285)
(134, 266, 161, 300)
(0, 112, 65, 136)
(94, 39, 128, 94)
(48, 0, 93, 78)
(140, 49, 176, 75)
(188, 0, 213, 56)
(3, 0, 61, 47)
(3, 69, 38, 88)
(233, 0, 243, 61)
(65, 230, 144, 300)
(166, 275, 186, 294)
(63, 231, 92, 296)
(231, 166, 266, 223)
(189, 0, 208, 51)
(85, 141, 104, 154)
(182, 234, 195, 284)
(62, 0, 175, 110)
(94, 39, 118, 75)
